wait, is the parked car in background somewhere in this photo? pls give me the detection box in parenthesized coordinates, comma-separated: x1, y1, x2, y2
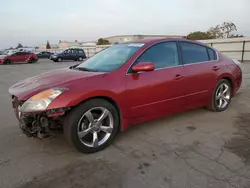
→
(50, 48, 86, 62)
(0, 52, 38, 64)
(9, 38, 242, 153)
(37, 51, 54, 59)
(4, 49, 18, 55)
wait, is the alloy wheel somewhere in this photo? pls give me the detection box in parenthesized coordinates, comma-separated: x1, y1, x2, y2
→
(77, 107, 114, 148)
(215, 83, 231, 109)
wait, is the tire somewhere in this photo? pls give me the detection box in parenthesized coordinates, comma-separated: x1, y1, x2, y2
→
(3, 59, 11, 65)
(64, 99, 119, 153)
(208, 79, 232, 112)
(28, 58, 35, 64)
(57, 57, 63, 62)
(78, 57, 83, 61)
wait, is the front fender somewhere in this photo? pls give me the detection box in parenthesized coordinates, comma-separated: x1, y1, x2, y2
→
(47, 89, 122, 110)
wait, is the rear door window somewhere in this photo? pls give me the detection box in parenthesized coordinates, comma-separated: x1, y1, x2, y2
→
(180, 42, 209, 64)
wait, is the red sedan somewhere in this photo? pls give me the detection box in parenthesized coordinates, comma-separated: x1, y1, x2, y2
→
(0, 51, 38, 64)
(9, 38, 242, 153)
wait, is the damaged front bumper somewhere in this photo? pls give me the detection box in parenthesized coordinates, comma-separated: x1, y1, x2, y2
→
(12, 95, 69, 138)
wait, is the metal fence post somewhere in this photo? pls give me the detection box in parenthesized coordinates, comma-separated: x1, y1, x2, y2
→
(241, 41, 246, 63)
(87, 48, 89, 58)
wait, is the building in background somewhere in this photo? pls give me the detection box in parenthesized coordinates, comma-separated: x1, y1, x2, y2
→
(104, 34, 185, 44)
(37, 44, 59, 50)
(69, 41, 97, 48)
(58, 41, 82, 49)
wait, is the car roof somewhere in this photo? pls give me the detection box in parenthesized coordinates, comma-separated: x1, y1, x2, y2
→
(129, 38, 208, 46)
(68, 48, 83, 50)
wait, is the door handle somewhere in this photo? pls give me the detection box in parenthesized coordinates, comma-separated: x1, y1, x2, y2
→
(212, 66, 220, 71)
(173, 74, 184, 80)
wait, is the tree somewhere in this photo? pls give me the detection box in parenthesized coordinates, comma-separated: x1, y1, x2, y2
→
(16, 43, 23, 49)
(97, 38, 110, 45)
(208, 22, 238, 39)
(208, 25, 224, 39)
(46, 40, 51, 49)
(220, 22, 237, 38)
(187, 31, 215, 40)
(188, 22, 243, 40)
(136, 35, 144, 39)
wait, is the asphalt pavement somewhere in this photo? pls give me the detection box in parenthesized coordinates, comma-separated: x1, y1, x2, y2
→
(0, 59, 250, 188)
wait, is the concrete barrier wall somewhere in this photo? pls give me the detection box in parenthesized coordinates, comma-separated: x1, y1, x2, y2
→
(200, 37, 250, 62)
(36, 37, 250, 62)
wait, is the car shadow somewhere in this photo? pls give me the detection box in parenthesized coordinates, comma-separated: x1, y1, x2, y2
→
(32, 107, 209, 154)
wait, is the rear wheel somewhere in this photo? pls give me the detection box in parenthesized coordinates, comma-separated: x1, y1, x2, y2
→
(208, 79, 232, 112)
(3, 59, 11, 65)
(78, 57, 83, 61)
(64, 99, 119, 153)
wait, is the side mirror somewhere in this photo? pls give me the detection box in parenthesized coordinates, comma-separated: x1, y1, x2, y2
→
(132, 62, 155, 73)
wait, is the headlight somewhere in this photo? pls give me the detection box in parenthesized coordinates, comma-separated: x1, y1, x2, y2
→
(19, 88, 67, 113)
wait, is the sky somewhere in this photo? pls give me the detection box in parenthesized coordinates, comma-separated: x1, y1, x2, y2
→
(0, 0, 250, 49)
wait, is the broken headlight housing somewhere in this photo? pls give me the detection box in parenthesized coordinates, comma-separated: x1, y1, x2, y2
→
(19, 88, 67, 113)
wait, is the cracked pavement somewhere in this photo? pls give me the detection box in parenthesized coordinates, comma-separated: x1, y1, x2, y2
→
(0, 60, 250, 188)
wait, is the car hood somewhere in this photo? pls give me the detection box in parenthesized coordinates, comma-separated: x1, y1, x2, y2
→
(9, 67, 106, 100)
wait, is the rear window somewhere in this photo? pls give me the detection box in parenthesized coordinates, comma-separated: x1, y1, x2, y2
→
(78, 49, 84, 53)
(207, 48, 217, 60)
(15, 52, 24, 55)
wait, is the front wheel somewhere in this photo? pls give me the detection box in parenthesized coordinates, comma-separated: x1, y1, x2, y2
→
(208, 79, 232, 112)
(64, 99, 119, 153)
(78, 57, 83, 61)
(3, 59, 11, 65)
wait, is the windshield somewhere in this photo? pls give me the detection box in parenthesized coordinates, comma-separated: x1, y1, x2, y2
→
(76, 43, 145, 72)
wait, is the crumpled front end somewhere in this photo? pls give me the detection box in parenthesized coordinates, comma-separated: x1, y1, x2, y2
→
(11, 95, 69, 138)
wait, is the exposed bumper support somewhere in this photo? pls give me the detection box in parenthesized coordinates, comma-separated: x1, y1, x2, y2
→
(12, 95, 68, 138)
